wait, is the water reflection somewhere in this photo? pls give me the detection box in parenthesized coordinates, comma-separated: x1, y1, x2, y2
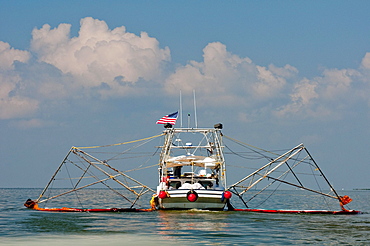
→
(2, 189, 370, 245)
(157, 210, 229, 235)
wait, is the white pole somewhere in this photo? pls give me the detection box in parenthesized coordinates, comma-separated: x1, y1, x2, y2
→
(193, 90, 198, 128)
(180, 90, 183, 128)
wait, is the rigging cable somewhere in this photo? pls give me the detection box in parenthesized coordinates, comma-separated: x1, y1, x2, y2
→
(74, 133, 165, 149)
(64, 160, 84, 209)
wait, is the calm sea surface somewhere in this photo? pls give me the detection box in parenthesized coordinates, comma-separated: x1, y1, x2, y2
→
(1, 188, 370, 245)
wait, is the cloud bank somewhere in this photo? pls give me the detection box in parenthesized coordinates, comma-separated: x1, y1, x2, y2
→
(0, 17, 369, 125)
(165, 41, 369, 121)
(165, 42, 298, 108)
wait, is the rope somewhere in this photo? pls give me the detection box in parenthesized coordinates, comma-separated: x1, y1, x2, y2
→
(65, 160, 84, 209)
(223, 135, 280, 156)
(73, 133, 165, 149)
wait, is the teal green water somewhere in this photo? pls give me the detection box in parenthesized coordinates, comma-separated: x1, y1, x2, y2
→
(1, 188, 370, 245)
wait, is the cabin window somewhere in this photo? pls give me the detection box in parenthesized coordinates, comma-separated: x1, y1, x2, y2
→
(173, 166, 182, 177)
(169, 181, 181, 189)
(198, 181, 213, 189)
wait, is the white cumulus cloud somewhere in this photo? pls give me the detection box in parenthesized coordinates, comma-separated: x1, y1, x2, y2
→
(0, 42, 38, 120)
(0, 72, 39, 120)
(276, 64, 367, 118)
(1, 18, 370, 124)
(0, 41, 30, 70)
(31, 17, 171, 89)
(165, 42, 297, 107)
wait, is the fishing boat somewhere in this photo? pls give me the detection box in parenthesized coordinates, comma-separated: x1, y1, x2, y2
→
(24, 112, 360, 214)
(153, 123, 232, 210)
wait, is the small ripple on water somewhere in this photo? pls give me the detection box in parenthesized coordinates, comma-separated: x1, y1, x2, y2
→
(2, 189, 370, 245)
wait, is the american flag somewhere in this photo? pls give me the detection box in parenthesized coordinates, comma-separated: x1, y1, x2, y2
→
(156, 111, 178, 125)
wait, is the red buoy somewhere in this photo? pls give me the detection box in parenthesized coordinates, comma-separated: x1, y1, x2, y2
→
(223, 191, 232, 199)
(186, 190, 198, 202)
(158, 190, 168, 199)
(187, 193, 198, 202)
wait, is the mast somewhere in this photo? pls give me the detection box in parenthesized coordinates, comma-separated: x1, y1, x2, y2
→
(193, 90, 198, 128)
(180, 90, 183, 128)
(158, 126, 175, 181)
(213, 125, 226, 188)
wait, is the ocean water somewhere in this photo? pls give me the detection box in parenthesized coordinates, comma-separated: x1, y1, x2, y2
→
(1, 188, 370, 245)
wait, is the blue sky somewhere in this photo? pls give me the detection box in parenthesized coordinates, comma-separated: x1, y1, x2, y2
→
(0, 1, 369, 190)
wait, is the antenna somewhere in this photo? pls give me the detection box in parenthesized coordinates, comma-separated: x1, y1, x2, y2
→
(193, 90, 198, 128)
(180, 90, 183, 127)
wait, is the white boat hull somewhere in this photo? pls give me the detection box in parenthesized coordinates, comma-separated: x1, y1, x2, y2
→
(158, 189, 226, 210)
